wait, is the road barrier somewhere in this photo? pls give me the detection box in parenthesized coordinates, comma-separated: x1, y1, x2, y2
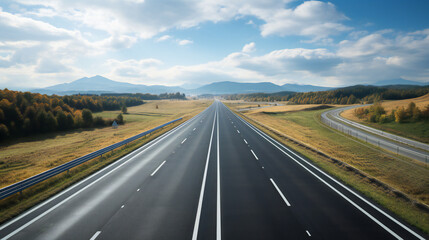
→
(320, 110, 428, 164)
(0, 118, 182, 200)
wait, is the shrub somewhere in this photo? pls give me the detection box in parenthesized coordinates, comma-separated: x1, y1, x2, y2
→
(81, 109, 93, 127)
(116, 113, 124, 124)
(0, 123, 9, 140)
(395, 107, 406, 123)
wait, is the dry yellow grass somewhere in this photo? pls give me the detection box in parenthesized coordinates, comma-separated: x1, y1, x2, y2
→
(0, 100, 211, 188)
(222, 100, 289, 112)
(247, 104, 326, 114)
(342, 93, 429, 120)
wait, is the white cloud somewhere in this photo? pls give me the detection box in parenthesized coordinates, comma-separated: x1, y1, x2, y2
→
(178, 39, 193, 45)
(0, 1, 428, 89)
(101, 29, 429, 87)
(14, 0, 349, 41)
(0, 8, 76, 41)
(259, 1, 350, 39)
(156, 35, 171, 42)
(242, 42, 256, 53)
(35, 58, 71, 73)
(101, 34, 137, 49)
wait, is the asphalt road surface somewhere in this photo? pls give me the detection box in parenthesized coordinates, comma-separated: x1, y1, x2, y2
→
(0, 101, 426, 240)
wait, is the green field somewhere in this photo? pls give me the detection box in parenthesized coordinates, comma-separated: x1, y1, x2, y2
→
(358, 121, 429, 144)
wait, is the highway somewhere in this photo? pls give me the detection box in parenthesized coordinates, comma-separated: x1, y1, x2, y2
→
(0, 101, 426, 240)
(321, 106, 429, 163)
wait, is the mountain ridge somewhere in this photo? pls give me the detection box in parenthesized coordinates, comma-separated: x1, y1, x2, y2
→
(31, 75, 426, 96)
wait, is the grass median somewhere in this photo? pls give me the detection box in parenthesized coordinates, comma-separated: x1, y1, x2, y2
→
(226, 102, 429, 233)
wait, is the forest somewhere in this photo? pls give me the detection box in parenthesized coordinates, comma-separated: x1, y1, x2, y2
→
(224, 85, 429, 104)
(223, 91, 295, 102)
(101, 92, 186, 100)
(0, 89, 143, 140)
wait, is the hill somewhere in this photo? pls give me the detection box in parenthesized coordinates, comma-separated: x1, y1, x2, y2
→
(33, 75, 186, 95)
(192, 81, 331, 95)
(32, 76, 332, 95)
(193, 81, 284, 94)
(224, 85, 429, 104)
(374, 79, 427, 86)
(281, 83, 331, 92)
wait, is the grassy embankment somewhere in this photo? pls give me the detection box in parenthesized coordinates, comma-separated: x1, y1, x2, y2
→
(342, 94, 429, 143)
(226, 101, 429, 233)
(0, 100, 211, 223)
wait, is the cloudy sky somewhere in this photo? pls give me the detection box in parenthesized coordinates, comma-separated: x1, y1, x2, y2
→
(1, 0, 429, 90)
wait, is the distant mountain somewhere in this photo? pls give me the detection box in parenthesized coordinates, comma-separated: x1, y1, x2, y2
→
(31, 75, 334, 95)
(373, 79, 428, 86)
(32, 75, 185, 95)
(192, 81, 285, 94)
(191, 81, 330, 95)
(281, 83, 331, 92)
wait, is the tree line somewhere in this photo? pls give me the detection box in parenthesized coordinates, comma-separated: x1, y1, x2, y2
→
(101, 92, 186, 100)
(354, 102, 429, 124)
(223, 91, 295, 102)
(223, 85, 429, 104)
(0, 89, 141, 140)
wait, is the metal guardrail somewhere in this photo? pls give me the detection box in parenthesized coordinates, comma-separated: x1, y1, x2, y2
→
(0, 117, 183, 200)
(320, 110, 429, 164)
(329, 105, 429, 152)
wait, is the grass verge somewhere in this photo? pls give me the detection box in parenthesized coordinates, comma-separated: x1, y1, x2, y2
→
(226, 103, 429, 233)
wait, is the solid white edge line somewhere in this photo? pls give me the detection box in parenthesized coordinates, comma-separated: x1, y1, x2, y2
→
(250, 149, 259, 160)
(0, 104, 213, 239)
(225, 104, 411, 240)
(192, 107, 217, 240)
(216, 102, 222, 240)
(90, 231, 101, 240)
(181, 138, 187, 144)
(150, 160, 166, 177)
(244, 139, 248, 145)
(270, 178, 291, 207)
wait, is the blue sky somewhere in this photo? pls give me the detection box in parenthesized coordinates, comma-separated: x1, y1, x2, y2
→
(0, 0, 428, 89)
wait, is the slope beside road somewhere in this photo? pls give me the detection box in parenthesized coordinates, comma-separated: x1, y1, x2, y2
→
(0, 101, 426, 240)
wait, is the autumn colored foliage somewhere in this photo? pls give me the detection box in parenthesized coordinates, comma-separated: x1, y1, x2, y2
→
(0, 89, 143, 140)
